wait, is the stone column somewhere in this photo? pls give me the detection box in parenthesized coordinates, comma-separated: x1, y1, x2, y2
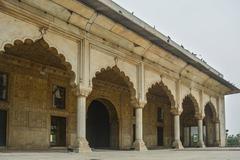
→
(75, 87, 92, 152)
(197, 118, 205, 148)
(133, 101, 147, 151)
(171, 108, 184, 149)
(214, 120, 220, 146)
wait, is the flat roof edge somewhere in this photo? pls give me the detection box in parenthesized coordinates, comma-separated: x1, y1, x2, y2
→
(78, 0, 239, 92)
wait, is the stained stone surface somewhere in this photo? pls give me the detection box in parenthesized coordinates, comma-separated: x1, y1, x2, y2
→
(0, 149, 240, 160)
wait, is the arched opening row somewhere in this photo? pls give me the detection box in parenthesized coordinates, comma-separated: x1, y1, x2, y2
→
(0, 38, 220, 150)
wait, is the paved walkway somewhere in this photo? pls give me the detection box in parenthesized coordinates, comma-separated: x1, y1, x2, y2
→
(0, 148, 240, 160)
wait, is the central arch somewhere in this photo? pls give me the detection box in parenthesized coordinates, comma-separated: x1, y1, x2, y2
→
(86, 98, 119, 149)
(180, 94, 200, 147)
(204, 102, 217, 146)
(144, 81, 175, 148)
(87, 65, 137, 150)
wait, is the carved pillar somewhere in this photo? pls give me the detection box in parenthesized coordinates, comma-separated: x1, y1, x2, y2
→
(171, 108, 184, 149)
(171, 79, 184, 149)
(132, 62, 147, 151)
(75, 86, 92, 152)
(197, 90, 205, 147)
(133, 101, 147, 151)
(196, 116, 205, 148)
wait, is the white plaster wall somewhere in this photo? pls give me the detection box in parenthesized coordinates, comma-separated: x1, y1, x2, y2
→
(144, 67, 176, 106)
(219, 96, 226, 146)
(0, 12, 78, 83)
(162, 77, 176, 104)
(191, 89, 201, 110)
(144, 68, 161, 96)
(203, 93, 211, 109)
(210, 97, 218, 113)
(89, 47, 137, 94)
(180, 84, 191, 107)
(117, 60, 137, 93)
(44, 33, 78, 76)
(180, 85, 201, 111)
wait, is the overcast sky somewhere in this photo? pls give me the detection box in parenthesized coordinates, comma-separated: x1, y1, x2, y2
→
(113, 0, 240, 135)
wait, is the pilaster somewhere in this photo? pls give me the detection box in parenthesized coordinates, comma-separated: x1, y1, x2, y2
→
(171, 107, 184, 149)
(74, 86, 92, 152)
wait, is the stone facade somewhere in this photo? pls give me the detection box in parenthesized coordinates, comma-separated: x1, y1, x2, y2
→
(0, 0, 238, 151)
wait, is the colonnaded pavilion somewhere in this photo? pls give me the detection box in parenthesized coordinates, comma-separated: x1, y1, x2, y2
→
(0, 0, 239, 152)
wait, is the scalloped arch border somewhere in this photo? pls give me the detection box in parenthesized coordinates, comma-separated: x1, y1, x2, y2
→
(147, 81, 176, 107)
(92, 65, 137, 103)
(204, 101, 218, 121)
(0, 38, 76, 87)
(182, 94, 200, 115)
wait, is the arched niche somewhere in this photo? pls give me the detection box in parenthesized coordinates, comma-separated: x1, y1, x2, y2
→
(91, 65, 137, 104)
(0, 38, 76, 86)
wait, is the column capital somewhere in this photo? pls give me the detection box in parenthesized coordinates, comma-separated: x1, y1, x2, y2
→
(170, 107, 182, 116)
(74, 84, 92, 97)
(195, 113, 205, 120)
(214, 117, 220, 123)
(132, 98, 147, 108)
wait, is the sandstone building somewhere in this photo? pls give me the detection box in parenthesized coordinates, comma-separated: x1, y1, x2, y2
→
(0, 0, 239, 152)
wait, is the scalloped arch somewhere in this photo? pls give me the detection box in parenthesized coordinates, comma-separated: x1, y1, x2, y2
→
(204, 101, 217, 121)
(182, 94, 200, 115)
(147, 81, 175, 107)
(93, 65, 137, 103)
(0, 38, 76, 86)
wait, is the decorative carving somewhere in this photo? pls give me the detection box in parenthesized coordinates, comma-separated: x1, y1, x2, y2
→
(170, 107, 183, 116)
(147, 81, 175, 107)
(134, 99, 147, 108)
(195, 112, 205, 120)
(182, 94, 200, 116)
(203, 101, 218, 122)
(1, 38, 76, 87)
(93, 65, 136, 103)
(73, 84, 92, 97)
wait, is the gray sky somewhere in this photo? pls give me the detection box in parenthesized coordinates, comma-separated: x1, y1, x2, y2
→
(113, 0, 240, 135)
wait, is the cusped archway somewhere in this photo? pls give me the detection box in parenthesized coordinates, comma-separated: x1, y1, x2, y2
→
(143, 81, 176, 148)
(87, 65, 137, 149)
(146, 81, 175, 107)
(180, 94, 200, 147)
(0, 38, 77, 149)
(93, 65, 137, 103)
(0, 38, 76, 86)
(204, 101, 218, 147)
(86, 98, 119, 149)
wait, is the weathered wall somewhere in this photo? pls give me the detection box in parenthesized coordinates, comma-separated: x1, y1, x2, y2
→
(0, 56, 76, 149)
(0, 12, 79, 85)
(87, 80, 133, 149)
(143, 97, 173, 148)
(0, 1, 228, 149)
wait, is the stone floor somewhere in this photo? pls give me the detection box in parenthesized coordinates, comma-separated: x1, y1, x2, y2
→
(0, 148, 240, 160)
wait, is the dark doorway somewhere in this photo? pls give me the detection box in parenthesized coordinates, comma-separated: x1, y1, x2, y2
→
(0, 110, 7, 146)
(87, 100, 111, 149)
(157, 127, 163, 146)
(133, 124, 136, 143)
(50, 116, 66, 147)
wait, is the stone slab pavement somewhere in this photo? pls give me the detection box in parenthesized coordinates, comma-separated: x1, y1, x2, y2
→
(0, 148, 240, 160)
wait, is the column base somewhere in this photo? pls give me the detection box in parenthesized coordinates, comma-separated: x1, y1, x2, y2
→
(198, 141, 206, 148)
(133, 140, 148, 151)
(214, 140, 220, 147)
(172, 140, 184, 149)
(75, 138, 92, 153)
